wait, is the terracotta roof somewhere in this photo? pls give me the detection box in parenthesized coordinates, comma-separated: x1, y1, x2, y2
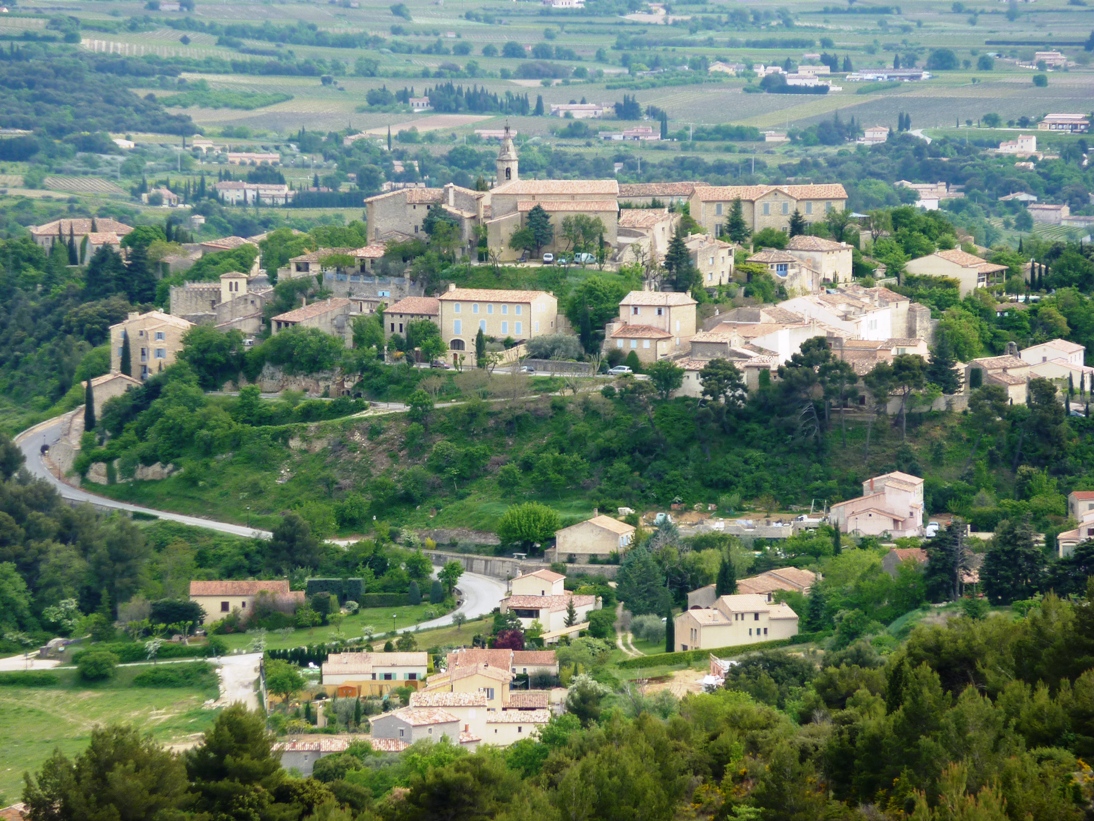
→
(504, 594, 596, 612)
(446, 648, 513, 670)
(872, 471, 925, 487)
(87, 232, 121, 245)
(970, 355, 1028, 371)
(0, 804, 27, 821)
(989, 371, 1027, 386)
(447, 663, 514, 683)
(521, 569, 566, 583)
(693, 184, 848, 202)
(737, 567, 817, 596)
(787, 235, 849, 252)
(289, 247, 354, 263)
(888, 547, 927, 563)
(933, 248, 1008, 273)
(559, 514, 635, 535)
(324, 651, 428, 672)
(273, 298, 353, 323)
(84, 373, 141, 390)
(201, 236, 256, 250)
(517, 200, 617, 213)
(618, 182, 699, 197)
(507, 691, 550, 709)
(386, 296, 440, 316)
(190, 580, 290, 596)
(618, 209, 675, 229)
(486, 709, 551, 723)
(354, 244, 387, 259)
(276, 736, 351, 753)
(621, 290, 697, 307)
(31, 218, 133, 237)
(410, 691, 488, 708)
(511, 650, 559, 666)
(715, 593, 778, 611)
(1071, 491, 1094, 501)
(1027, 338, 1084, 354)
(367, 738, 410, 753)
(608, 324, 673, 340)
(111, 310, 193, 332)
(437, 287, 554, 304)
(459, 731, 482, 744)
(492, 179, 619, 196)
(749, 249, 798, 264)
(383, 707, 459, 726)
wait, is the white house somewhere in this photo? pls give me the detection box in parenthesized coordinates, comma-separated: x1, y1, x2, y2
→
(828, 471, 925, 538)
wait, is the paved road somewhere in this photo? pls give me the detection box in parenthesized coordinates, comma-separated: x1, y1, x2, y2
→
(14, 416, 508, 629)
(0, 653, 61, 672)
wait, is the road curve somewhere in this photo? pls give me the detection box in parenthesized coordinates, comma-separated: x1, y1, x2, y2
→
(14, 415, 506, 626)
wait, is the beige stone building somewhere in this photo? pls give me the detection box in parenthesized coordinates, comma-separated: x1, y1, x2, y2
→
(785, 235, 853, 283)
(170, 271, 273, 335)
(383, 296, 440, 339)
(688, 567, 816, 609)
(965, 354, 1030, 404)
(614, 209, 678, 265)
(271, 298, 357, 344)
(689, 184, 848, 236)
(436, 285, 558, 357)
(547, 514, 636, 563)
(110, 311, 193, 381)
(905, 248, 1008, 297)
(686, 234, 735, 288)
(364, 184, 487, 248)
(617, 182, 699, 208)
(29, 217, 133, 252)
(189, 580, 302, 625)
(747, 249, 822, 295)
(674, 594, 799, 651)
(82, 373, 141, 419)
(320, 652, 429, 697)
(604, 290, 697, 363)
(486, 178, 619, 260)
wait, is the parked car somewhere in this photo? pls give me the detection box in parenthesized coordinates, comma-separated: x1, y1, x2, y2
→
(608, 365, 633, 375)
(925, 521, 940, 537)
(429, 360, 451, 369)
(556, 256, 570, 266)
(519, 365, 535, 373)
(542, 252, 554, 264)
(574, 252, 596, 264)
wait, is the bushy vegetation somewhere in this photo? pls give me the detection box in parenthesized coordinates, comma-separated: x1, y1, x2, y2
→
(132, 662, 217, 688)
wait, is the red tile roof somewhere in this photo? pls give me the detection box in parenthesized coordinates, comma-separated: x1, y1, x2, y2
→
(386, 296, 440, 316)
(189, 580, 291, 596)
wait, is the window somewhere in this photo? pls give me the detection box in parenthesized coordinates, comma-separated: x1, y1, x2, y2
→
(763, 203, 770, 216)
(617, 340, 623, 349)
(518, 726, 523, 733)
(479, 320, 486, 332)
(221, 601, 229, 612)
(515, 322, 522, 336)
(485, 688, 495, 700)
(487, 304, 493, 315)
(501, 321, 508, 334)
(383, 673, 394, 681)
(632, 306, 639, 316)
(472, 303, 479, 314)
(454, 319, 462, 335)
(390, 323, 395, 333)
(414, 225, 418, 233)
(656, 307, 663, 316)
(630, 340, 637, 349)
(428, 728, 433, 735)
(454, 303, 461, 313)
(776, 263, 788, 276)
(155, 348, 166, 359)
(715, 203, 723, 216)
(515, 305, 522, 315)
(764, 627, 768, 635)
(825, 201, 832, 212)
(534, 321, 540, 332)
(643, 340, 650, 349)
(501, 305, 508, 315)
(408, 673, 417, 680)
(749, 628, 753, 636)
(155, 331, 166, 341)
(754, 613, 760, 621)
(378, 290, 390, 297)
(782, 202, 789, 215)
(399, 323, 404, 333)
(805, 201, 813, 215)
(399, 729, 405, 738)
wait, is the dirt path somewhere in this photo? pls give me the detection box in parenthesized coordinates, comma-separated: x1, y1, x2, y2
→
(212, 653, 262, 710)
(614, 603, 641, 658)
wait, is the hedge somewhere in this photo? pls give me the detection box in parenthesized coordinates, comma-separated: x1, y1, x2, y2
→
(72, 638, 227, 665)
(133, 662, 217, 688)
(305, 578, 365, 602)
(616, 639, 793, 669)
(358, 593, 409, 608)
(0, 671, 60, 686)
(267, 639, 369, 667)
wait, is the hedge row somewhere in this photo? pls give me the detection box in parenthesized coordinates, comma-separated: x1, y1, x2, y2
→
(133, 662, 217, 688)
(267, 639, 367, 667)
(358, 593, 409, 608)
(72, 638, 227, 665)
(306, 578, 365, 602)
(616, 639, 793, 670)
(0, 671, 60, 686)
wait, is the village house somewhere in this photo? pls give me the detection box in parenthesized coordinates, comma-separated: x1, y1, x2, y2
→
(674, 593, 799, 651)
(829, 336, 931, 377)
(616, 182, 698, 207)
(828, 471, 925, 538)
(1027, 203, 1070, 225)
(276, 737, 408, 776)
(747, 249, 822, 295)
(895, 181, 963, 211)
(446, 647, 560, 680)
(364, 184, 486, 247)
(785, 234, 854, 283)
(780, 290, 892, 341)
(1019, 338, 1093, 387)
(616, 208, 678, 264)
(270, 297, 358, 345)
(188, 580, 303, 625)
(199, 235, 257, 256)
(904, 248, 1008, 297)
(686, 234, 736, 288)
(407, 690, 552, 746)
(213, 181, 293, 206)
(1034, 50, 1068, 68)
(370, 708, 475, 749)
(143, 186, 180, 206)
(995, 134, 1038, 156)
(688, 567, 816, 609)
(689, 184, 849, 236)
(965, 353, 1030, 403)
(547, 513, 636, 564)
(82, 373, 141, 419)
(860, 125, 889, 145)
(708, 61, 745, 75)
(999, 192, 1039, 204)
(110, 311, 193, 381)
(676, 346, 778, 395)
(436, 285, 559, 358)
(320, 652, 429, 697)
(170, 271, 272, 335)
(846, 68, 931, 81)
(499, 570, 600, 638)
(549, 103, 605, 118)
(603, 290, 697, 363)
(225, 152, 281, 165)
(29, 217, 133, 254)
(1038, 113, 1089, 133)
(383, 296, 440, 339)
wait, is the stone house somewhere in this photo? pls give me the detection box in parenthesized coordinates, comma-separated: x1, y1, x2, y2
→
(547, 514, 636, 563)
(965, 354, 1030, 404)
(436, 285, 558, 358)
(110, 310, 193, 381)
(747, 249, 822, 295)
(170, 271, 272, 336)
(604, 290, 697, 363)
(616, 182, 699, 208)
(369, 708, 467, 747)
(320, 652, 429, 697)
(364, 184, 487, 249)
(905, 249, 1008, 297)
(188, 579, 302, 625)
(674, 594, 799, 651)
(689, 184, 848, 236)
(499, 592, 599, 635)
(29, 218, 133, 252)
(688, 567, 816, 609)
(82, 373, 141, 418)
(445, 647, 559, 680)
(686, 234, 735, 288)
(785, 235, 854, 284)
(383, 296, 440, 339)
(616, 208, 678, 265)
(270, 298, 356, 344)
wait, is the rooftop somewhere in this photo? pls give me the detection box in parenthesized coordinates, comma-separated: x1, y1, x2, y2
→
(409, 691, 488, 708)
(447, 648, 514, 670)
(933, 248, 1008, 273)
(384, 707, 459, 726)
(517, 200, 618, 213)
(491, 179, 619, 196)
(31, 218, 132, 237)
(607, 324, 672, 340)
(386, 296, 440, 316)
(693, 183, 848, 202)
(272, 298, 353, 324)
(512, 650, 559, 666)
(507, 691, 550, 709)
(520, 569, 566, 583)
(189, 580, 290, 597)
(620, 290, 697, 307)
(486, 709, 551, 724)
(618, 182, 699, 197)
(618, 209, 675, 229)
(504, 594, 597, 612)
(560, 515, 633, 536)
(438, 287, 554, 304)
(787, 235, 849, 252)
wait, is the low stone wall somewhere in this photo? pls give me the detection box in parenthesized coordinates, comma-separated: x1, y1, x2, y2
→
(425, 549, 618, 581)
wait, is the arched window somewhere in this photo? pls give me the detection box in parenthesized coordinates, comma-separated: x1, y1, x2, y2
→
(450, 339, 466, 351)
(505, 167, 511, 180)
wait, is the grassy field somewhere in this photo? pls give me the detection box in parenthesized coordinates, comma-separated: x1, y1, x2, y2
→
(0, 665, 219, 804)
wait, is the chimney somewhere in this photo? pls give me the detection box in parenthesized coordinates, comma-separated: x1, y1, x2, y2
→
(448, 283, 456, 292)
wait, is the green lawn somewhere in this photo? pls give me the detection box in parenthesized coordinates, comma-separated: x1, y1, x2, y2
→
(214, 602, 458, 652)
(0, 666, 219, 804)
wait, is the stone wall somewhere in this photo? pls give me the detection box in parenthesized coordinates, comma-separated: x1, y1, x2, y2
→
(426, 549, 618, 581)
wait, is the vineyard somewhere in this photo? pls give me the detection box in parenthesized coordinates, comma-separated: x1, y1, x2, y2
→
(43, 177, 127, 196)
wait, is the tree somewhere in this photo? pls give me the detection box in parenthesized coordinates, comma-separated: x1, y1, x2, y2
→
(724, 197, 751, 244)
(408, 580, 422, 605)
(265, 659, 305, 703)
(700, 359, 746, 407)
(926, 338, 961, 395)
(125, 242, 156, 304)
(565, 674, 610, 726)
(564, 597, 578, 627)
(475, 327, 486, 368)
(616, 547, 671, 616)
(77, 649, 119, 681)
(84, 379, 95, 432)
(646, 360, 684, 401)
(497, 502, 561, 554)
(0, 562, 32, 631)
(525, 204, 554, 254)
(430, 579, 445, 604)
(752, 227, 788, 250)
(149, 599, 205, 632)
(663, 227, 697, 292)
(268, 512, 320, 574)
(804, 586, 829, 631)
(788, 210, 807, 237)
(715, 553, 737, 596)
(981, 516, 1045, 605)
(439, 560, 464, 596)
(560, 214, 605, 256)
(120, 329, 131, 377)
(24, 725, 190, 821)
(84, 246, 127, 300)
(179, 325, 245, 390)
(924, 522, 971, 602)
(825, 208, 853, 243)
(664, 609, 675, 652)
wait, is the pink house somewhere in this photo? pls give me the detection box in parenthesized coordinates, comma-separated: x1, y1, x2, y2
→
(828, 471, 925, 538)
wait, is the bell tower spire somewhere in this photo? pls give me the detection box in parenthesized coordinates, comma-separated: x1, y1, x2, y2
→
(496, 121, 518, 185)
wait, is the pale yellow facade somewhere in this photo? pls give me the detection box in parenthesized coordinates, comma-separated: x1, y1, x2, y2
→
(436, 285, 559, 355)
(690, 184, 848, 236)
(675, 594, 799, 652)
(548, 514, 636, 563)
(110, 310, 193, 381)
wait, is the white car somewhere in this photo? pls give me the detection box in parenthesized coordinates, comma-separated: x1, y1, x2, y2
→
(574, 252, 596, 264)
(608, 365, 633, 375)
(542, 253, 554, 264)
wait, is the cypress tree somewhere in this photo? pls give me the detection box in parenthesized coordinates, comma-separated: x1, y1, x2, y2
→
(84, 379, 96, 432)
(430, 579, 445, 603)
(408, 581, 421, 605)
(833, 528, 842, 555)
(664, 609, 675, 653)
(353, 697, 362, 727)
(715, 553, 737, 596)
(120, 329, 131, 377)
(724, 197, 751, 245)
(67, 225, 77, 265)
(475, 328, 486, 368)
(804, 586, 827, 632)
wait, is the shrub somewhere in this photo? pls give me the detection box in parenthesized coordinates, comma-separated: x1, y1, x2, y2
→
(0, 671, 60, 686)
(358, 593, 410, 607)
(587, 609, 615, 640)
(631, 614, 666, 644)
(78, 649, 119, 681)
(133, 662, 217, 688)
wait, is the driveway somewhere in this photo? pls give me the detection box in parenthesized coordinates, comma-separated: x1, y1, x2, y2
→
(212, 652, 262, 710)
(0, 654, 61, 672)
(413, 572, 507, 631)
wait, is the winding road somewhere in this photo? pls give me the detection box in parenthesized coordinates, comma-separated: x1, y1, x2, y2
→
(14, 415, 506, 630)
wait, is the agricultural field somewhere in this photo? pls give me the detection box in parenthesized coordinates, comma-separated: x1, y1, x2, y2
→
(43, 176, 128, 196)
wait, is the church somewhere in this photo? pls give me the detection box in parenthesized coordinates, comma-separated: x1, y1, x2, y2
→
(363, 126, 619, 261)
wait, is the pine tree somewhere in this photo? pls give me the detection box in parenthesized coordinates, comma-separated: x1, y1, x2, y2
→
(564, 597, 577, 628)
(926, 339, 961, 395)
(84, 379, 96, 432)
(980, 516, 1045, 605)
(664, 227, 695, 293)
(408, 581, 421, 605)
(804, 586, 828, 631)
(120, 330, 131, 377)
(724, 197, 751, 245)
(534, 94, 544, 116)
(664, 609, 675, 653)
(788, 210, 807, 237)
(715, 553, 737, 596)
(126, 243, 156, 304)
(525, 204, 554, 253)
